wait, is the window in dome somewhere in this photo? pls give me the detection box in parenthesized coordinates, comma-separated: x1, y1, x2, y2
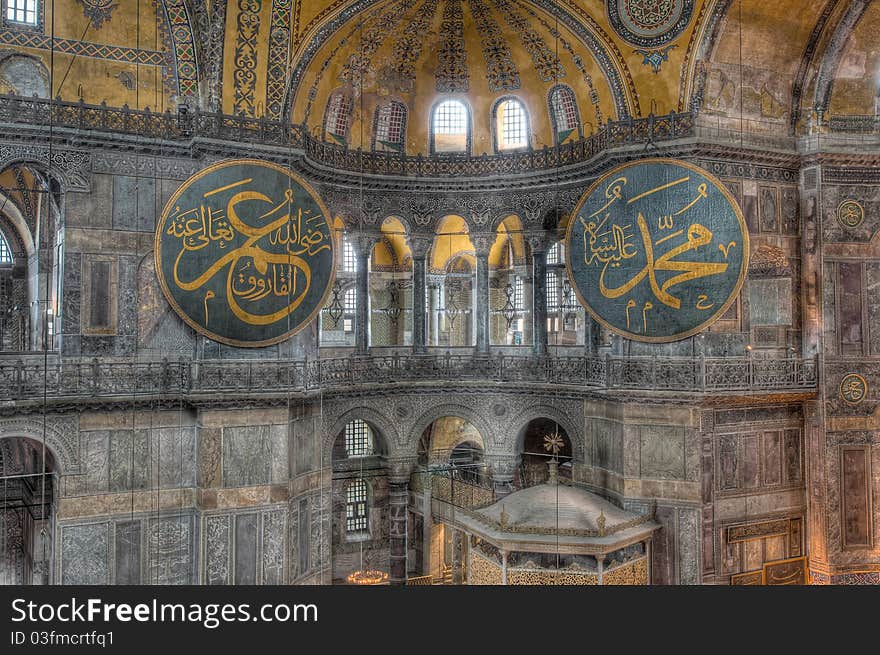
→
(432, 100, 469, 154)
(494, 98, 529, 152)
(344, 419, 374, 457)
(374, 101, 407, 152)
(324, 90, 353, 145)
(5, 0, 38, 26)
(346, 479, 369, 533)
(549, 85, 581, 144)
(342, 238, 356, 272)
(0, 231, 11, 265)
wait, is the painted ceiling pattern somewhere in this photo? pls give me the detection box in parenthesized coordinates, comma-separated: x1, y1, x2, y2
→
(0, 1, 876, 144)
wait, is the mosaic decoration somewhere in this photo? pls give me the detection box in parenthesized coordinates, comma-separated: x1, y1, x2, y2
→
(205, 0, 228, 111)
(266, 0, 293, 119)
(154, 160, 335, 347)
(837, 199, 864, 229)
(392, 0, 438, 90)
(162, 0, 200, 99)
(493, 0, 564, 83)
(338, 0, 414, 88)
(0, 29, 165, 66)
(565, 158, 748, 342)
(436, 0, 469, 92)
(607, 0, 694, 48)
(636, 44, 676, 73)
(76, 0, 118, 29)
(468, 0, 520, 92)
(839, 373, 868, 405)
(233, 0, 262, 117)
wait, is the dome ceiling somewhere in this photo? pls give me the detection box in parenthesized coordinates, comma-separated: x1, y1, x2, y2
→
(288, 0, 634, 155)
(0, 1, 875, 144)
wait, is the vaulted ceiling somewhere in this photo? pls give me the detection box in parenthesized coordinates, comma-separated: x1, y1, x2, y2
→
(0, 0, 876, 151)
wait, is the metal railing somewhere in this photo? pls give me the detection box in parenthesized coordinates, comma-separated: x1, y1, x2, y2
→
(0, 94, 695, 178)
(0, 352, 817, 401)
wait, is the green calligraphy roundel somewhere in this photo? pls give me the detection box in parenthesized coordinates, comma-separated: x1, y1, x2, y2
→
(565, 158, 749, 343)
(155, 159, 335, 347)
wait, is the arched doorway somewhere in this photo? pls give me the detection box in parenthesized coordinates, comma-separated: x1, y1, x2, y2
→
(0, 436, 57, 585)
(417, 416, 489, 583)
(330, 418, 390, 584)
(518, 418, 573, 487)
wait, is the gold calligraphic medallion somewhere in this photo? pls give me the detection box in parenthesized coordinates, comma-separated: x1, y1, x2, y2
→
(565, 158, 749, 342)
(839, 373, 867, 405)
(155, 159, 335, 347)
(837, 200, 864, 230)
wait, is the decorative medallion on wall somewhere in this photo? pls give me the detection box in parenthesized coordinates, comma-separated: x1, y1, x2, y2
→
(76, 0, 118, 30)
(837, 199, 864, 230)
(607, 0, 695, 47)
(565, 158, 749, 343)
(155, 160, 335, 347)
(839, 373, 868, 405)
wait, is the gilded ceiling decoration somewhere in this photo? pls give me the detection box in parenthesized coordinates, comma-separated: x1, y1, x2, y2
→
(606, 0, 695, 47)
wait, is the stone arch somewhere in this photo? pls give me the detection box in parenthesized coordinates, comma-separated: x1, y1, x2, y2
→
(408, 403, 498, 456)
(0, 417, 78, 475)
(0, 191, 35, 257)
(507, 403, 583, 463)
(813, 0, 874, 116)
(324, 406, 401, 464)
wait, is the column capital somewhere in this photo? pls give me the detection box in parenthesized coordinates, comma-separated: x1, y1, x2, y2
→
(427, 273, 446, 287)
(471, 232, 495, 258)
(408, 235, 433, 259)
(348, 230, 382, 257)
(524, 230, 553, 254)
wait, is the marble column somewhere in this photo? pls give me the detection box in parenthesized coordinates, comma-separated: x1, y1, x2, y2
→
(388, 459, 415, 585)
(528, 233, 550, 356)
(585, 315, 602, 355)
(409, 236, 432, 354)
(427, 275, 443, 346)
(352, 233, 378, 355)
(473, 233, 493, 354)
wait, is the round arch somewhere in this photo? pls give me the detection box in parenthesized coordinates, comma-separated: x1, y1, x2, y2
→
(324, 406, 401, 464)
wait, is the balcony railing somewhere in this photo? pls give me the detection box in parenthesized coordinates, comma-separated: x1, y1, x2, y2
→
(0, 94, 695, 178)
(0, 353, 817, 401)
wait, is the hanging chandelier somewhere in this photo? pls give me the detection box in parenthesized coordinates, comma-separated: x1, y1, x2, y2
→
(347, 569, 389, 585)
(382, 280, 402, 321)
(326, 280, 345, 323)
(501, 283, 517, 329)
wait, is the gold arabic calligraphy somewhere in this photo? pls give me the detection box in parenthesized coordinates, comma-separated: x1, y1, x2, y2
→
(580, 175, 733, 321)
(165, 179, 330, 326)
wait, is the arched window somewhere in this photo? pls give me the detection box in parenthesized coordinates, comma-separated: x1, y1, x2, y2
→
(374, 101, 407, 152)
(549, 86, 581, 144)
(0, 231, 11, 265)
(432, 100, 468, 154)
(342, 238, 356, 272)
(6, 0, 39, 26)
(546, 242, 564, 265)
(324, 90, 353, 145)
(346, 479, 369, 533)
(344, 419, 374, 457)
(494, 98, 529, 151)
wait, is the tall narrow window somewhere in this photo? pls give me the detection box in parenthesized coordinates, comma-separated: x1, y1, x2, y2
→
(432, 100, 468, 153)
(546, 242, 563, 265)
(546, 270, 558, 310)
(325, 91, 352, 145)
(374, 101, 407, 152)
(343, 287, 357, 333)
(549, 86, 580, 144)
(495, 98, 528, 151)
(342, 238, 356, 272)
(6, 0, 38, 25)
(344, 419, 374, 457)
(346, 479, 369, 533)
(513, 276, 524, 310)
(0, 231, 11, 265)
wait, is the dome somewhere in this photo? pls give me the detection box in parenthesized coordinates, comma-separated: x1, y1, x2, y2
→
(476, 480, 644, 535)
(290, 0, 632, 156)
